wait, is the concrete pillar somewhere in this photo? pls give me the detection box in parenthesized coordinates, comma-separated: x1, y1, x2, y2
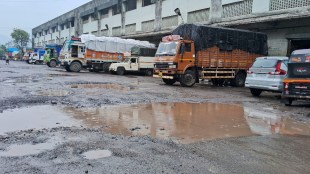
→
(154, 0, 163, 32)
(209, 0, 222, 24)
(121, 0, 126, 35)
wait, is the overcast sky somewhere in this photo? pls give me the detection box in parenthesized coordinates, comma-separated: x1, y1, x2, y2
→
(0, 0, 92, 45)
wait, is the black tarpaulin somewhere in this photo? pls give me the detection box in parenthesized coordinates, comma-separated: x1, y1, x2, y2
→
(172, 24, 268, 55)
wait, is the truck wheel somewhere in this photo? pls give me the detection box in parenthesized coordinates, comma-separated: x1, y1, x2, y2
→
(35, 60, 40, 65)
(231, 72, 246, 87)
(250, 88, 262, 97)
(145, 69, 153, 76)
(49, 60, 57, 68)
(284, 99, 293, 106)
(70, 62, 82, 72)
(47, 62, 51, 67)
(65, 66, 72, 72)
(180, 70, 196, 87)
(117, 67, 125, 75)
(163, 78, 176, 85)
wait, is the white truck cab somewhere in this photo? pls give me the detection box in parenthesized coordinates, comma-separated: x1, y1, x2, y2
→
(109, 47, 157, 76)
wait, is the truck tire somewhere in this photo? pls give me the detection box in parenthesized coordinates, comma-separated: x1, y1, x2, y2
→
(145, 69, 153, 76)
(49, 60, 57, 68)
(70, 61, 82, 72)
(180, 70, 196, 87)
(250, 88, 262, 97)
(231, 72, 246, 87)
(117, 67, 125, 75)
(163, 78, 176, 85)
(35, 60, 40, 65)
(47, 62, 51, 67)
(65, 66, 72, 72)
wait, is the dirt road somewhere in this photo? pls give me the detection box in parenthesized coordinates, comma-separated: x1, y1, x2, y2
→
(0, 61, 309, 174)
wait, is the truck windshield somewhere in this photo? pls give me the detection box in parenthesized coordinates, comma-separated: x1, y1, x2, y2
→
(156, 42, 178, 56)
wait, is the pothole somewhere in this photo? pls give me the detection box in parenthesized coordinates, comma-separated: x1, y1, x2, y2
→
(48, 74, 76, 77)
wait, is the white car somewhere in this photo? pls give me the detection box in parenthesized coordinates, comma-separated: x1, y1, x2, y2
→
(245, 56, 289, 97)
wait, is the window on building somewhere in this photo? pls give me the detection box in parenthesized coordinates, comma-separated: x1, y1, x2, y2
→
(82, 16, 89, 24)
(61, 24, 65, 30)
(112, 5, 120, 15)
(52, 27, 56, 33)
(126, 0, 137, 11)
(142, 0, 155, 7)
(71, 21, 75, 27)
(100, 8, 109, 19)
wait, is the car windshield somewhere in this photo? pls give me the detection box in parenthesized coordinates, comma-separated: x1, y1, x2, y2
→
(156, 42, 178, 56)
(252, 59, 278, 68)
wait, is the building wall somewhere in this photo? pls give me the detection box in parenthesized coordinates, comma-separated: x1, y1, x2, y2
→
(32, 0, 310, 56)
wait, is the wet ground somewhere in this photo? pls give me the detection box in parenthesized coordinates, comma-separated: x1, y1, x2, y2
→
(0, 61, 309, 173)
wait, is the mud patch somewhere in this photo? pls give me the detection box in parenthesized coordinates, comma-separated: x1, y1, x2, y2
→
(69, 83, 134, 91)
(82, 150, 112, 159)
(48, 74, 76, 77)
(0, 105, 82, 135)
(3, 77, 38, 84)
(36, 90, 71, 97)
(63, 103, 310, 143)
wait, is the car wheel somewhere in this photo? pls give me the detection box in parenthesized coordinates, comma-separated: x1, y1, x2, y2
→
(250, 88, 262, 97)
(284, 99, 293, 106)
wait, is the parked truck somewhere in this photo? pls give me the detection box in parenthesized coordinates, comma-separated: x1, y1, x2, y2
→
(59, 35, 155, 72)
(153, 24, 268, 87)
(28, 48, 45, 64)
(43, 44, 62, 67)
(109, 46, 157, 76)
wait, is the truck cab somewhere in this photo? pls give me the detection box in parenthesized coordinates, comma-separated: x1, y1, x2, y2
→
(282, 49, 310, 106)
(109, 47, 157, 76)
(44, 44, 63, 67)
(153, 35, 196, 86)
(59, 38, 86, 72)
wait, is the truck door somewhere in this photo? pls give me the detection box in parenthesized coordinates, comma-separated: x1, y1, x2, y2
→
(178, 42, 195, 72)
(78, 46, 85, 58)
(130, 58, 139, 71)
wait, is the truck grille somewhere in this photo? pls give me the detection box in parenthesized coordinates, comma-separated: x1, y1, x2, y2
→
(289, 83, 310, 96)
(155, 63, 169, 69)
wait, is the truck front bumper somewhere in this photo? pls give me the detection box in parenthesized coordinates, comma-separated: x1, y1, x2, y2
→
(153, 69, 177, 79)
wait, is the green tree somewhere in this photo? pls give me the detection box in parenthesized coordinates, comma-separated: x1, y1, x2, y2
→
(11, 28, 30, 56)
(0, 45, 6, 56)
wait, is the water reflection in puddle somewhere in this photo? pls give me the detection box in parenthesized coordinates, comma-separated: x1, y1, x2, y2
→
(82, 150, 112, 160)
(63, 103, 310, 143)
(0, 105, 81, 135)
(0, 103, 309, 144)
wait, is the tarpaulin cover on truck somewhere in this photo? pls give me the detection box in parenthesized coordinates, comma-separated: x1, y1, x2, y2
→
(80, 34, 156, 53)
(172, 24, 268, 55)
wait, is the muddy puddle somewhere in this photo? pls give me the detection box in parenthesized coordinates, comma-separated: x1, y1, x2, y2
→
(0, 103, 309, 144)
(63, 103, 310, 143)
(69, 83, 134, 91)
(3, 77, 38, 84)
(0, 105, 82, 135)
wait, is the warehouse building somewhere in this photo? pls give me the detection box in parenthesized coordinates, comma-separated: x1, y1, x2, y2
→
(32, 0, 310, 56)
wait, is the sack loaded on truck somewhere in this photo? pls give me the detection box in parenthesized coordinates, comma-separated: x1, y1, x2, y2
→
(153, 24, 268, 87)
